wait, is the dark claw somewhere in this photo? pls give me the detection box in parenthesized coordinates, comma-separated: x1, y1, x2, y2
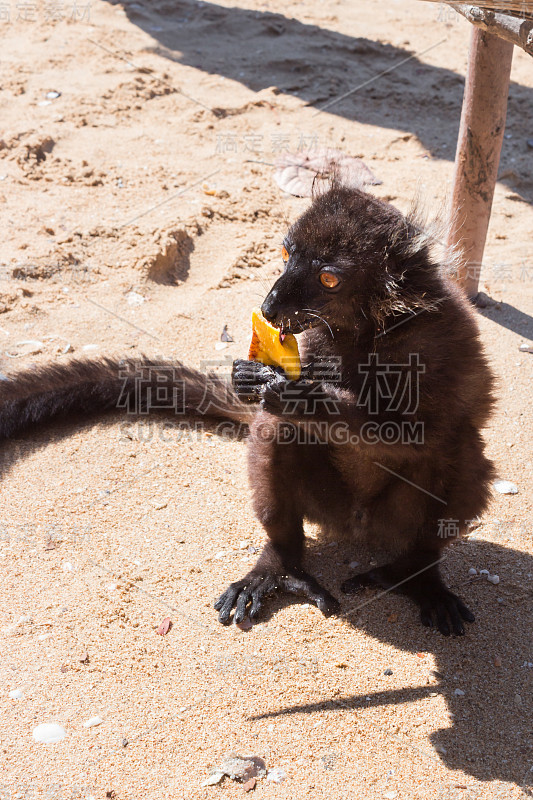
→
(314, 593, 341, 616)
(232, 360, 283, 403)
(214, 569, 339, 625)
(341, 566, 474, 637)
(260, 383, 286, 416)
(214, 582, 242, 625)
(419, 591, 474, 636)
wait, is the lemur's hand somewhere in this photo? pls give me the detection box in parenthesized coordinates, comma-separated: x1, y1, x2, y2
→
(261, 380, 339, 418)
(231, 359, 283, 403)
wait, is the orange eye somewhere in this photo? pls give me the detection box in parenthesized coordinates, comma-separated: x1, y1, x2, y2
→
(320, 272, 340, 289)
(281, 245, 289, 263)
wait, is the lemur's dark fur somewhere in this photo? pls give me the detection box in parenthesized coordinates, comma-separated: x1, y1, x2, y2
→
(0, 186, 495, 636)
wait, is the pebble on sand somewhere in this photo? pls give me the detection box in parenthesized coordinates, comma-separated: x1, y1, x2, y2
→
(266, 767, 287, 784)
(32, 723, 66, 743)
(201, 771, 224, 786)
(9, 689, 23, 699)
(83, 716, 103, 728)
(454, 689, 465, 697)
(493, 479, 518, 495)
(125, 291, 145, 306)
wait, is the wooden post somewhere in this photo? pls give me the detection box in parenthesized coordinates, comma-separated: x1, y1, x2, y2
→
(447, 27, 514, 299)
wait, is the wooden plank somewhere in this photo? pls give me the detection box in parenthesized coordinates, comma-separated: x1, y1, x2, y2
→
(419, 0, 533, 12)
(452, 4, 533, 55)
(446, 28, 514, 299)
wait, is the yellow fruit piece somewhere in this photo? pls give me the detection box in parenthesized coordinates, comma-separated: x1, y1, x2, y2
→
(248, 307, 301, 380)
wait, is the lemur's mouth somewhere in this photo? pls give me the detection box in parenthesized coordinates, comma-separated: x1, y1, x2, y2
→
(278, 315, 319, 336)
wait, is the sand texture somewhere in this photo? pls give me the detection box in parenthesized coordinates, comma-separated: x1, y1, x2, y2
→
(1, 1, 532, 798)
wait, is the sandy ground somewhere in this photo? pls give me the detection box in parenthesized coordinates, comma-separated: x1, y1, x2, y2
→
(1, 0, 532, 798)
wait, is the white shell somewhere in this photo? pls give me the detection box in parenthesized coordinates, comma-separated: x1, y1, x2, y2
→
(33, 723, 66, 743)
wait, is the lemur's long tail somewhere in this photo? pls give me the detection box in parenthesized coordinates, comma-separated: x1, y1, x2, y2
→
(0, 357, 253, 440)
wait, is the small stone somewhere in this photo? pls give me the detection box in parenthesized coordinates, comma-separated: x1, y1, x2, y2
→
(383, 792, 398, 799)
(488, 574, 500, 584)
(494, 656, 502, 667)
(46, 91, 61, 99)
(434, 744, 447, 755)
(243, 777, 256, 792)
(151, 500, 167, 510)
(9, 689, 23, 699)
(493, 479, 518, 495)
(220, 753, 266, 781)
(214, 341, 228, 351)
(527, 139, 533, 149)
(468, 568, 477, 576)
(454, 689, 465, 697)
(266, 767, 286, 784)
(239, 540, 249, 549)
(515, 694, 522, 706)
(83, 716, 103, 728)
(33, 723, 66, 743)
(384, 668, 393, 676)
(125, 291, 145, 306)
(236, 618, 253, 632)
(519, 343, 533, 352)
(387, 613, 398, 623)
(479, 569, 489, 577)
(349, 561, 359, 569)
(201, 771, 224, 787)
(156, 617, 172, 635)
(82, 344, 98, 352)
(62, 562, 73, 572)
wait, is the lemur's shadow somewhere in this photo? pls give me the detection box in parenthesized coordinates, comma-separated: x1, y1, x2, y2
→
(477, 300, 533, 340)
(250, 537, 533, 792)
(101, 0, 533, 202)
(2, 417, 531, 790)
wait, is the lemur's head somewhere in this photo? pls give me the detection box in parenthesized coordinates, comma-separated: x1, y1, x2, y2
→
(261, 185, 443, 335)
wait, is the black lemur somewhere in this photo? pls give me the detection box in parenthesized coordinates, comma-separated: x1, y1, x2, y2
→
(0, 184, 494, 636)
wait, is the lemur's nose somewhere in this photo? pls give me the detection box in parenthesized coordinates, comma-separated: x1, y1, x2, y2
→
(261, 289, 279, 324)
